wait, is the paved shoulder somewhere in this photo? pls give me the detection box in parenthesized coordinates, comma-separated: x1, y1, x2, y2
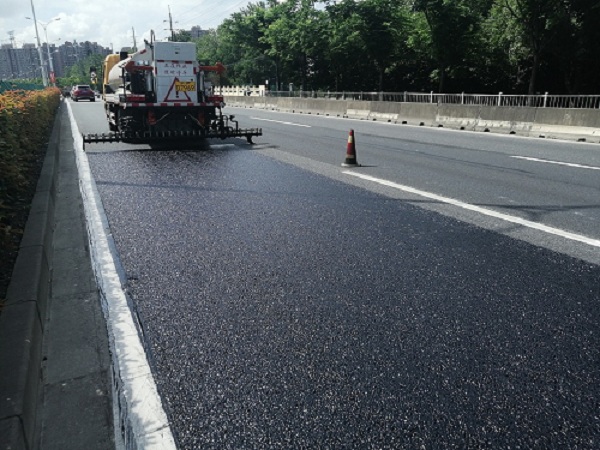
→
(38, 104, 115, 449)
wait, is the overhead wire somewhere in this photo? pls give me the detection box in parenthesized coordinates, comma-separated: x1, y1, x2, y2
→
(148, 0, 250, 41)
(177, 0, 249, 28)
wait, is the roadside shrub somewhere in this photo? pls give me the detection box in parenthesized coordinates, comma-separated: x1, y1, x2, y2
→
(0, 88, 60, 301)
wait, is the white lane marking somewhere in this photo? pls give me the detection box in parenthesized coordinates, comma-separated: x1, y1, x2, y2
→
(511, 156, 600, 170)
(67, 101, 177, 450)
(343, 171, 600, 248)
(250, 117, 312, 127)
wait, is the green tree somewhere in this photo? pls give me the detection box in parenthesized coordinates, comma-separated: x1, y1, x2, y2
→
(171, 30, 192, 42)
(494, 0, 563, 94)
(58, 53, 106, 89)
(212, 2, 278, 85)
(261, 0, 329, 90)
(357, 0, 407, 92)
(543, 0, 600, 93)
(413, 0, 490, 92)
(195, 0, 600, 94)
(324, 0, 368, 90)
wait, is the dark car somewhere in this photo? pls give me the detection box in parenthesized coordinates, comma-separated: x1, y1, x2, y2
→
(71, 85, 96, 102)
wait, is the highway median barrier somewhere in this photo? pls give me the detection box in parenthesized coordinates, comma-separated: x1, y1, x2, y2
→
(530, 108, 600, 140)
(368, 100, 400, 122)
(477, 106, 536, 135)
(222, 94, 600, 143)
(346, 100, 372, 120)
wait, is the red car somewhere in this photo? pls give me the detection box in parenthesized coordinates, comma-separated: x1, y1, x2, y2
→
(71, 85, 96, 102)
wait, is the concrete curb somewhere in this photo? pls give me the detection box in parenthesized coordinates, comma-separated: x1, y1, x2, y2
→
(0, 106, 61, 450)
(67, 101, 176, 450)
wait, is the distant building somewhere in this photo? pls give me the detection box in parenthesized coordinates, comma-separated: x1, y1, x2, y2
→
(0, 40, 111, 80)
(190, 26, 209, 40)
(0, 43, 39, 79)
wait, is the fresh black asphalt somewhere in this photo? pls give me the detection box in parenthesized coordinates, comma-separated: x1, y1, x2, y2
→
(86, 146, 600, 449)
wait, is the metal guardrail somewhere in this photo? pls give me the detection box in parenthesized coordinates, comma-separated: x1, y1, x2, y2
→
(262, 90, 600, 109)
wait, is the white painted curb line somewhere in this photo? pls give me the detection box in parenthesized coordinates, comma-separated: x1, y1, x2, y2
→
(67, 102, 177, 450)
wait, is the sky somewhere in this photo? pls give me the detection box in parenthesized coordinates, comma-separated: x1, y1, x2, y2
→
(1, 0, 250, 51)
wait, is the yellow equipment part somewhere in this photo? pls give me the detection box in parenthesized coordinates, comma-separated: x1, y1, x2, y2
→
(102, 54, 123, 93)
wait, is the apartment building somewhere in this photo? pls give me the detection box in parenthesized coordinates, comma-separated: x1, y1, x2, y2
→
(0, 41, 111, 80)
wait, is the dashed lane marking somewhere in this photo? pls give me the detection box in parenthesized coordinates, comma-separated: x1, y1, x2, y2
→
(511, 156, 600, 170)
(250, 117, 312, 127)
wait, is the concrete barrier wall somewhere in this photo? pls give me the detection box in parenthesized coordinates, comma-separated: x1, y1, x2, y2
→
(534, 108, 600, 127)
(476, 106, 538, 134)
(224, 96, 600, 142)
(307, 99, 347, 116)
(346, 100, 372, 120)
(276, 98, 295, 112)
(0, 106, 60, 449)
(398, 103, 438, 126)
(437, 105, 481, 130)
(510, 108, 600, 139)
(368, 101, 401, 122)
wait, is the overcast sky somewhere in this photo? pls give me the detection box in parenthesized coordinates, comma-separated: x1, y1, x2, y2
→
(1, 0, 249, 51)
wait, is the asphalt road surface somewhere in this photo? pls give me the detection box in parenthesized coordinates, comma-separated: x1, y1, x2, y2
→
(71, 101, 599, 449)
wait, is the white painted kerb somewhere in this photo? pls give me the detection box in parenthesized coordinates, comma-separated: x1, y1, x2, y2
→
(67, 102, 177, 450)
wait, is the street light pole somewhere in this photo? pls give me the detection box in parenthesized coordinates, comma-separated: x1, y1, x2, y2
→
(26, 15, 60, 86)
(29, 0, 47, 86)
(42, 19, 60, 86)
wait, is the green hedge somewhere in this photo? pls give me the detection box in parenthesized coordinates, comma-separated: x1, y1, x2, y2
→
(0, 88, 61, 283)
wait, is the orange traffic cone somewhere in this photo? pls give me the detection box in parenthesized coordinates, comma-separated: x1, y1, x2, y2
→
(341, 129, 359, 167)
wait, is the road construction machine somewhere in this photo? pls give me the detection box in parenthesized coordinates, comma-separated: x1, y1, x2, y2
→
(82, 33, 261, 148)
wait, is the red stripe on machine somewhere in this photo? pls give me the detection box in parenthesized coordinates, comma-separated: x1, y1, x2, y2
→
(125, 102, 205, 107)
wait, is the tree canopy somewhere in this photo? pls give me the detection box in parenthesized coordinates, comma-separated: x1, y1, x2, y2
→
(194, 0, 600, 94)
(57, 53, 106, 90)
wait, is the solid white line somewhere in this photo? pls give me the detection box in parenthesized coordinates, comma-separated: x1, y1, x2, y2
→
(511, 155, 600, 170)
(343, 171, 600, 248)
(250, 117, 312, 127)
(67, 101, 177, 449)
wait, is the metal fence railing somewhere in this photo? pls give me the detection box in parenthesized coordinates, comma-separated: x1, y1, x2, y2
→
(0, 80, 45, 93)
(260, 90, 600, 109)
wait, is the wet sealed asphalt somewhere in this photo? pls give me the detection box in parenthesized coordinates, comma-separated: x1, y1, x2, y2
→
(85, 145, 600, 449)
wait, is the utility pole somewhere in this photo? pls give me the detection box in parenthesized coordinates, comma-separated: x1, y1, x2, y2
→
(29, 0, 48, 86)
(132, 27, 137, 52)
(7, 32, 16, 80)
(168, 5, 175, 40)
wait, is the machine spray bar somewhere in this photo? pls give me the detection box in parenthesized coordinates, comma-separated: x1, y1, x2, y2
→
(82, 128, 263, 150)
